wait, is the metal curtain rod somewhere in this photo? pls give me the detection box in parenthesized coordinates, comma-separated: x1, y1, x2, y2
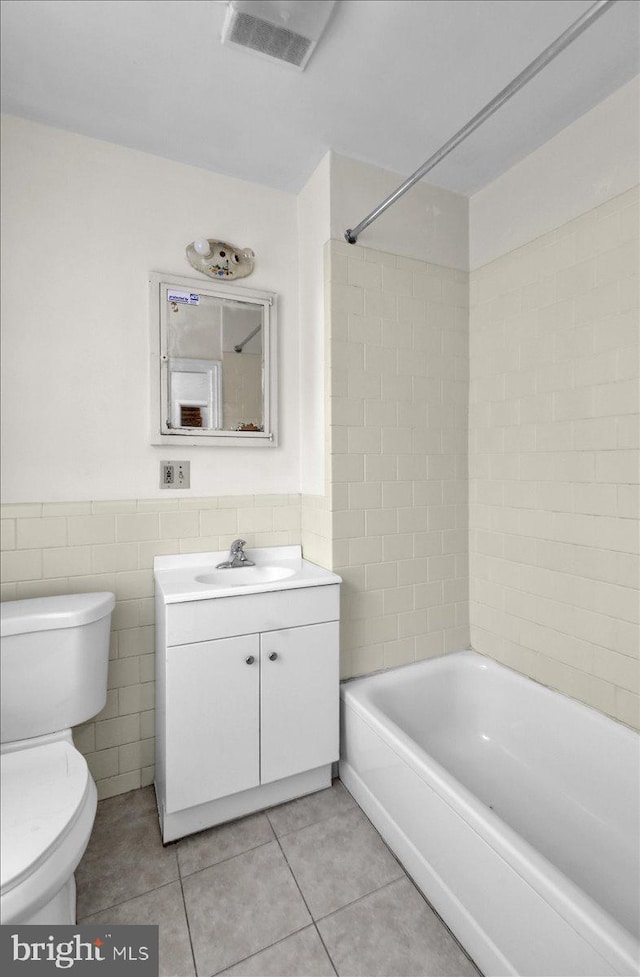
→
(344, 0, 618, 245)
(234, 324, 261, 353)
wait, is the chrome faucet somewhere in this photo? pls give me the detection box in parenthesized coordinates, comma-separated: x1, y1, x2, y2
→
(216, 539, 255, 569)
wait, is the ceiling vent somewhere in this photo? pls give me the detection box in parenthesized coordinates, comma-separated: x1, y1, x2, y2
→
(221, 1, 336, 70)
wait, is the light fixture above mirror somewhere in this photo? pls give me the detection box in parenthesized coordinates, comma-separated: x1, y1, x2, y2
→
(186, 238, 255, 281)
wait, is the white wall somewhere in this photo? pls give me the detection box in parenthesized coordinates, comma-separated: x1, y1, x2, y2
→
(297, 152, 331, 496)
(0, 115, 300, 502)
(330, 152, 469, 271)
(470, 77, 640, 269)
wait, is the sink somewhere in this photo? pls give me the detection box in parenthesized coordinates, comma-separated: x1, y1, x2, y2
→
(154, 545, 342, 603)
(194, 566, 298, 587)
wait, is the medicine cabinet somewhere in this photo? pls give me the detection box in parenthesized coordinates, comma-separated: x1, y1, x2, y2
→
(149, 272, 277, 447)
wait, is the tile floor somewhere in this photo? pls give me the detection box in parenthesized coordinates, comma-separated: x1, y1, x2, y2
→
(76, 780, 480, 977)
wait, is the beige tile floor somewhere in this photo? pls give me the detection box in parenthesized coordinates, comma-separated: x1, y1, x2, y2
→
(76, 781, 481, 977)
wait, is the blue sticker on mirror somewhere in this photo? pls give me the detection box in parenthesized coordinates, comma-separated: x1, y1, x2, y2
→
(167, 289, 199, 305)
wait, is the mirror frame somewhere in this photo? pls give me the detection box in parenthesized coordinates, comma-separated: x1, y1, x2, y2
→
(149, 272, 277, 447)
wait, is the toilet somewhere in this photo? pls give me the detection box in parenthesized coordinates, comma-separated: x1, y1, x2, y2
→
(0, 592, 115, 924)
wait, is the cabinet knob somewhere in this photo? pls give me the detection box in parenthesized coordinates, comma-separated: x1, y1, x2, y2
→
(268, 651, 278, 661)
(245, 655, 255, 665)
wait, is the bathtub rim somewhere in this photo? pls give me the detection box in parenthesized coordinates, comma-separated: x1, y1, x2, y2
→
(342, 648, 639, 739)
(340, 649, 640, 975)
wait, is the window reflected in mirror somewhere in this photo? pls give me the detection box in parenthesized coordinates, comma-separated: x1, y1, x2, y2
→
(151, 275, 276, 446)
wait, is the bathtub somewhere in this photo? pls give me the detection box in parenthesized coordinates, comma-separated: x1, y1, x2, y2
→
(340, 650, 640, 977)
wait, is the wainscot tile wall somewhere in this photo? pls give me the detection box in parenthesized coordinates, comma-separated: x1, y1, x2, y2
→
(0, 495, 302, 798)
(325, 240, 470, 679)
(469, 186, 640, 730)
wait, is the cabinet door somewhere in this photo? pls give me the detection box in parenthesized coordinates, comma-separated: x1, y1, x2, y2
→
(165, 634, 260, 813)
(260, 622, 339, 785)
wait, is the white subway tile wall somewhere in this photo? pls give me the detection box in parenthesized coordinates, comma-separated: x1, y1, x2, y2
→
(469, 186, 640, 729)
(0, 495, 302, 799)
(325, 240, 470, 679)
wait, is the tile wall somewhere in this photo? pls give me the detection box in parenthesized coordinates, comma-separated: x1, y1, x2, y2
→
(469, 186, 639, 729)
(0, 495, 302, 798)
(325, 240, 470, 678)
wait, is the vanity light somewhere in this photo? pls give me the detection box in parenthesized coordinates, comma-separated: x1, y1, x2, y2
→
(186, 238, 255, 280)
(193, 238, 212, 257)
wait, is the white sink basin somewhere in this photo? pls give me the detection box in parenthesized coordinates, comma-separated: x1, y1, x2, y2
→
(194, 566, 297, 587)
(154, 545, 342, 603)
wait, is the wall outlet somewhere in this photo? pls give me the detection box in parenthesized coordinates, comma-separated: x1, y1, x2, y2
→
(160, 461, 190, 489)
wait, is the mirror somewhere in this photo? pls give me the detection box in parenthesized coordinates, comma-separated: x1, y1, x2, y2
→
(149, 274, 277, 446)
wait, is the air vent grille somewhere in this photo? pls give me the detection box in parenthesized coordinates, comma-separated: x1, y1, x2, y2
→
(228, 11, 312, 67)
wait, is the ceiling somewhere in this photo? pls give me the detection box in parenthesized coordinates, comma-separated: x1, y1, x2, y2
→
(1, 0, 638, 195)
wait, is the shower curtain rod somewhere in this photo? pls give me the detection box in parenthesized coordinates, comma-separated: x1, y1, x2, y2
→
(233, 324, 261, 352)
(344, 0, 618, 245)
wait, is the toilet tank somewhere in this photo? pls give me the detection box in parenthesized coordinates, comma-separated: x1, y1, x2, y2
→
(0, 592, 115, 745)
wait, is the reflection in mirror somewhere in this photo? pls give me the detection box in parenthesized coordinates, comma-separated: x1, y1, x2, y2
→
(166, 293, 264, 433)
(151, 274, 276, 446)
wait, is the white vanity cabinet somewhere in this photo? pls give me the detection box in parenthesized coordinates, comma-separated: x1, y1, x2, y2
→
(154, 547, 341, 843)
(259, 622, 339, 785)
(165, 633, 261, 813)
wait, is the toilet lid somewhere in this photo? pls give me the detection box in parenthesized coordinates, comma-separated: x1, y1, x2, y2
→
(1, 741, 91, 893)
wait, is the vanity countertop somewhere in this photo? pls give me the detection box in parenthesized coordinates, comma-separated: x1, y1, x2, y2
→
(154, 545, 341, 604)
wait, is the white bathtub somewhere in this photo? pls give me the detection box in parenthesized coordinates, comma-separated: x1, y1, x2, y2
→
(340, 650, 640, 977)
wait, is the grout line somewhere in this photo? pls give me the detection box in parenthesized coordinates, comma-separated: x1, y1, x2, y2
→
(309, 871, 483, 976)
(271, 796, 460, 973)
(270, 830, 314, 919)
(313, 875, 403, 925)
(312, 923, 339, 977)
(349, 793, 484, 976)
(270, 831, 340, 977)
(265, 798, 357, 840)
(76, 877, 180, 923)
(400, 865, 484, 976)
(208, 924, 315, 977)
(308, 788, 482, 967)
(178, 873, 198, 977)
(176, 838, 275, 881)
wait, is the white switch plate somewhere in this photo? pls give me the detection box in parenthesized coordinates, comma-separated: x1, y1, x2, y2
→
(160, 460, 190, 489)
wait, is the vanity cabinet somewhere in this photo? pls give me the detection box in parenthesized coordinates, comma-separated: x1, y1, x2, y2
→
(154, 554, 341, 843)
(165, 634, 260, 813)
(259, 622, 339, 785)
(164, 622, 339, 814)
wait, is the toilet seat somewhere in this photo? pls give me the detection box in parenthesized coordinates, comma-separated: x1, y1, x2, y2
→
(1, 741, 96, 923)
